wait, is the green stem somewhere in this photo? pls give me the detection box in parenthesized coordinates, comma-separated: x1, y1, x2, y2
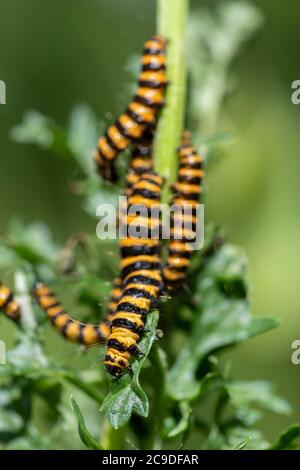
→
(154, 0, 189, 201)
(100, 420, 127, 450)
(14, 270, 36, 331)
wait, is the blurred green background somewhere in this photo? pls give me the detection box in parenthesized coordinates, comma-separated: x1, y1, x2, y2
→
(0, 0, 299, 442)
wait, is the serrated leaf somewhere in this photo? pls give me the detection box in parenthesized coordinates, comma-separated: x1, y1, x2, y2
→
(167, 245, 279, 401)
(71, 396, 103, 450)
(225, 380, 292, 416)
(269, 424, 300, 450)
(101, 311, 159, 429)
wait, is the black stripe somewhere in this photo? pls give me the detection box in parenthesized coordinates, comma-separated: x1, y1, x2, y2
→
(49, 310, 64, 324)
(111, 318, 143, 333)
(61, 318, 73, 337)
(173, 190, 200, 201)
(142, 63, 166, 72)
(140, 175, 162, 187)
(0, 291, 12, 310)
(132, 147, 152, 158)
(143, 47, 165, 55)
(132, 187, 160, 199)
(164, 264, 188, 274)
(121, 244, 159, 257)
(126, 107, 154, 126)
(131, 164, 153, 175)
(96, 326, 106, 341)
(115, 115, 140, 141)
(123, 287, 153, 300)
(79, 324, 85, 344)
(180, 162, 203, 171)
(124, 273, 161, 287)
(133, 94, 163, 109)
(139, 79, 167, 89)
(117, 301, 148, 316)
(107, 338, 128, 352)
(168, 249, 192, 259)
(104, 131, 121, 153)
(178, 175, 202, 185)
(44, 299, 59, 310)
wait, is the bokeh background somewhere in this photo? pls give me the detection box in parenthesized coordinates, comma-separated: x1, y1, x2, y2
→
(0, 0, 299, 442)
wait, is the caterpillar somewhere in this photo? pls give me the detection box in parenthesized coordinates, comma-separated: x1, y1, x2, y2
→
(104, 171, 163, 378)
(0, 282, 20, 322)
(94, 35, 167, 181)
(125, 129, 154, 197)
(34, 283, 110, 345)
(163, 136, 205, 292)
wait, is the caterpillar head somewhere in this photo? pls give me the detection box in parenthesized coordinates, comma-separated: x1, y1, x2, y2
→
(104, 351, 129, 378)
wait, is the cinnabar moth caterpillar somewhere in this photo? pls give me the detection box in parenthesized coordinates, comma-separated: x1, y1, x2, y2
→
(104, 171, 163, 377)
(34, 283, 110, 345)
(94, 35, 167, 181)
(0, 282, 20, 322)
(163, 134, 204, 292)
(125, 129, 154, 197)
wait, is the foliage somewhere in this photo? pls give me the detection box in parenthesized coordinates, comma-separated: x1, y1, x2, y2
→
(0, 0, 298, 451)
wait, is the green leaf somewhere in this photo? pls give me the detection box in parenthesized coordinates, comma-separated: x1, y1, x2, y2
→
(67, 103, 100, 176)
(0, 408, 23, 434)
(167, 401, 192, 438)
(10, 110, 70, 157)
(225, 427, 269, 450)
(167, 245, 279, 401)
(101, 311, 159, 429)
(234, 437, 252, 450)
(6, 424, 53, 450)
(7, 219, 59, 265)
(10, 110, 55, 148)
(71, 396, 103, 450)
(269, 424, 300, 450)
(225, 380, 292, 416)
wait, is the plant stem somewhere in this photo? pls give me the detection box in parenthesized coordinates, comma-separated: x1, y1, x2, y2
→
(100, 420, 127, 450)
(154, 0, 189, 201)
(15, 270, 36, 331)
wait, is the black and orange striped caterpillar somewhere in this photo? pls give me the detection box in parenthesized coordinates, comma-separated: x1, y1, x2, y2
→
(34, 283, 110, 345)
(104, 171, 163, 377)
(94, 35, 167, 181)
(163, 135, 205, 292)
(0, 282, 20, 322)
